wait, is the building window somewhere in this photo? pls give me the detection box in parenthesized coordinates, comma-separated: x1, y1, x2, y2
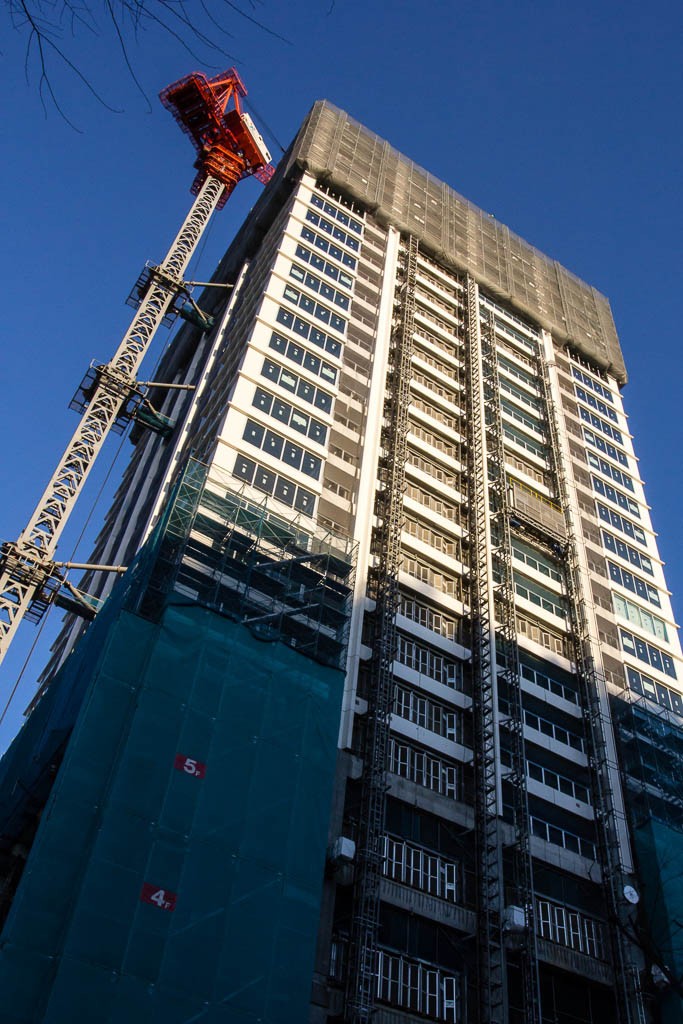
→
(503, 423, 547, 460)
(243, 419, 321, 481)
(601, 528, 652, 573)
(403, 518, 459, 558)
(523, 709, 584, 752)
(393, 684, 461, 742)
(304, 209, 360, 252)
(596, 503, 647, 547)
(398, 594, 461, 643)
(527, 759, 590, 804)
(310, 190, 364, 234)
(583, 426, 628, 467)
(396, 634, 463, 689)
(574, 384, 618, 423)
(530, 817, 596, 859)
(254, 465, 276, 494)
(276, 305, 344, 353)
(233, 455, 256, 484)
(501, 397, 545, 436)
(586, 451, 634, 491)
(568, 347, 610, 383)
(261, 358, 334, 414)
(376, 949, 459, 1022)
(607, 560, 660, 607)
(591, 476, 640, 518)
(243, 420, 265, 447)
(537, 897, 606, 960)
(512, 540, 563, 584)
(403, 554, 463, 601)
(274, 477, 295, 505)
(250, 387, 327, 444)
(578, 405, 624, 445)
(294, 488, 315, 514)
(514, 575, 567, 620)
(519, 662, 579, 705)
(289, 262, 350, 310)
(383, 834, 459, 903)
(388, 738, 458, 798)
(619, 629, 677, 678)
(626, 666, 683, 715)
(233, 455, 316, 516)
(295, 242, 354, 288)
(498, 353, 539, 391)
(263, 429, 284, 459)
(516, 614, 568, 657)
(499, 375, 543, 414)
(300, 224, 357, 269)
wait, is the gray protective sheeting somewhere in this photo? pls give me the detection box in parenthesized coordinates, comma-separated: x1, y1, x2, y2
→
(287, 101, 626, 384)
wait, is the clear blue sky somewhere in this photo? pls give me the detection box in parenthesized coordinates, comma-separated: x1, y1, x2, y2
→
(1, 0, 682, 751)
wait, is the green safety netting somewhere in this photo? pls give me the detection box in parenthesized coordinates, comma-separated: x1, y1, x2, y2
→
(632, 818, 683, 1024)
(0, 599, 344, 1023)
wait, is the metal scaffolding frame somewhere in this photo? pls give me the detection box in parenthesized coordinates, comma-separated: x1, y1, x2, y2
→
(615, 694, 683, 831)
(483, 307, 542, 1023)
(345, 236, 418, 1024)
(466, 281, 541, 1022)
(538, 346, 645, 1024)
(466, 276, 506, 1022)
(137, 460, 356, 671)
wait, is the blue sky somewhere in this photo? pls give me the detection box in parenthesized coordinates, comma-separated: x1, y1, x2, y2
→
(1, 0, 682, 751)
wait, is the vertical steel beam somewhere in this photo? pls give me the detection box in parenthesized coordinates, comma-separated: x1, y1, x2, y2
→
(345, 236, 418, 1024)
(481, 307, 541, 1023)
(466, 277, 507, 1023)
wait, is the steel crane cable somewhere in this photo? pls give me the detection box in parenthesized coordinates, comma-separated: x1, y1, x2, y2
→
(64, 423, 130, 565)
(0, 618, 48, 731)
(0, 425, 130, 732)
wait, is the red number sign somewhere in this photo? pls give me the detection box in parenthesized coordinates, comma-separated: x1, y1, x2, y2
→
(140, 883, 177, 911)
(174, 754, 206, 779)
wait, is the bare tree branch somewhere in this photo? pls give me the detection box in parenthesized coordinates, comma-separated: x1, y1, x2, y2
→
(3, 0, 291, 125)
(13, 0, 122, 126)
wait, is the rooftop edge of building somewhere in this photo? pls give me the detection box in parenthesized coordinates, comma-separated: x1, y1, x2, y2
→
(284, 100, 626, 385)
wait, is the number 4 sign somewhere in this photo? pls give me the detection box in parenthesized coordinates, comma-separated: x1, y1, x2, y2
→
(140, 883, 177, 911)
(174, 754, 206, 779)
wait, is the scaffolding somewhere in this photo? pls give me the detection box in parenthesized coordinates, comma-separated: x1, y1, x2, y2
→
(612, 695, 683, 1017)
(466, 276, 506, 1022)
(538, 350, 645, 1023)
(466, 282, 541, 1022)
(137, 459, 356, 671)
(483, 309, 542, 1022)
(614, 694, 683, 832)
(345, 236, 418, 1024)
(288, 101, 626, 384)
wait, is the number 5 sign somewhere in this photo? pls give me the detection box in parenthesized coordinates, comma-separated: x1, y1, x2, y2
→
(140, 883, 177, 911)
(174, 754, 206, 779)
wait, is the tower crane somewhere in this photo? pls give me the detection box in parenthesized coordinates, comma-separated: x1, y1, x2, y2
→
(0, 68, 274, 670)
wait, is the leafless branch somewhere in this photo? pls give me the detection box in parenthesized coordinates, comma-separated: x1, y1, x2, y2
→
(13, 0, 122, 127)
(4, 0, 291, 125)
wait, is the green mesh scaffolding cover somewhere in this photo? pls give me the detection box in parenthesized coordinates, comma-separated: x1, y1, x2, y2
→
(0, 603, 344, 1023)
(633, 819, 683, 1024)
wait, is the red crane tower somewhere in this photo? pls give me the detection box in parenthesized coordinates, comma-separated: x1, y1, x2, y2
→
(0, 68, 274, 670)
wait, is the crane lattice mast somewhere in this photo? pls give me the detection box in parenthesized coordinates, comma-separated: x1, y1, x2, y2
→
(0, 69, 274, 670)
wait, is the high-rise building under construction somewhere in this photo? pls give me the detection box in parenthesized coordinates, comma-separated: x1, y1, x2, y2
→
(1, 102, 682, 1024)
